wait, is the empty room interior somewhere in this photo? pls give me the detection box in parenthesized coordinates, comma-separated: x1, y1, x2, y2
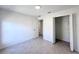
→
(0, 5, 79, 54)
(55, 15, 70, 49)
(55, 16, 70, 44)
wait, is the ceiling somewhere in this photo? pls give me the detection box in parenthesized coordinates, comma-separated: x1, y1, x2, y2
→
(0, 5, 78, 17)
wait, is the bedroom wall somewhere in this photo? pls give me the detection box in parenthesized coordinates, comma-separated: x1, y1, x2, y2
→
(42, 7, 79, 52)
(0, 8, 39, 49)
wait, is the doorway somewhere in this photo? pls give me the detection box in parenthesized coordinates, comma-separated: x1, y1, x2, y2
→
(55, 16, 70, 43)
(53, 14, 74, 51)
(39, 20, 43, 37)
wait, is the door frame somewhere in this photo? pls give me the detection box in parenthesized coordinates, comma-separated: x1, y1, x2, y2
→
(52, 14, 74, 51)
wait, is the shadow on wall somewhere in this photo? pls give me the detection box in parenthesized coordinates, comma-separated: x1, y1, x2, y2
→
(0, 8, 16, 49)
(0, 8, 39, 49)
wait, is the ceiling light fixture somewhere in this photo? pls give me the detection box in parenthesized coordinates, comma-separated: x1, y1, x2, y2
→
(35, 5, 41, 10)
(48, 11, 51, 14)
(38, 15, 41, 17)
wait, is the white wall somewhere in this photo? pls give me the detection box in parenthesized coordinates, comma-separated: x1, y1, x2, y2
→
(0, 9, 39, 49)
(55, 16, 70, 42)
(55, 17, 62, 40)
(62, 16, 70, 42)
(43, 15, 53, 43)
(42, 7, 79, 52)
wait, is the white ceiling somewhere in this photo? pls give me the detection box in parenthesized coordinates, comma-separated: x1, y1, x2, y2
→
(0, 5, 78, 17)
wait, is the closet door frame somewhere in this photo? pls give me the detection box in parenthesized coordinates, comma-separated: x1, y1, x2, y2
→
(52, 14, 74, 51)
